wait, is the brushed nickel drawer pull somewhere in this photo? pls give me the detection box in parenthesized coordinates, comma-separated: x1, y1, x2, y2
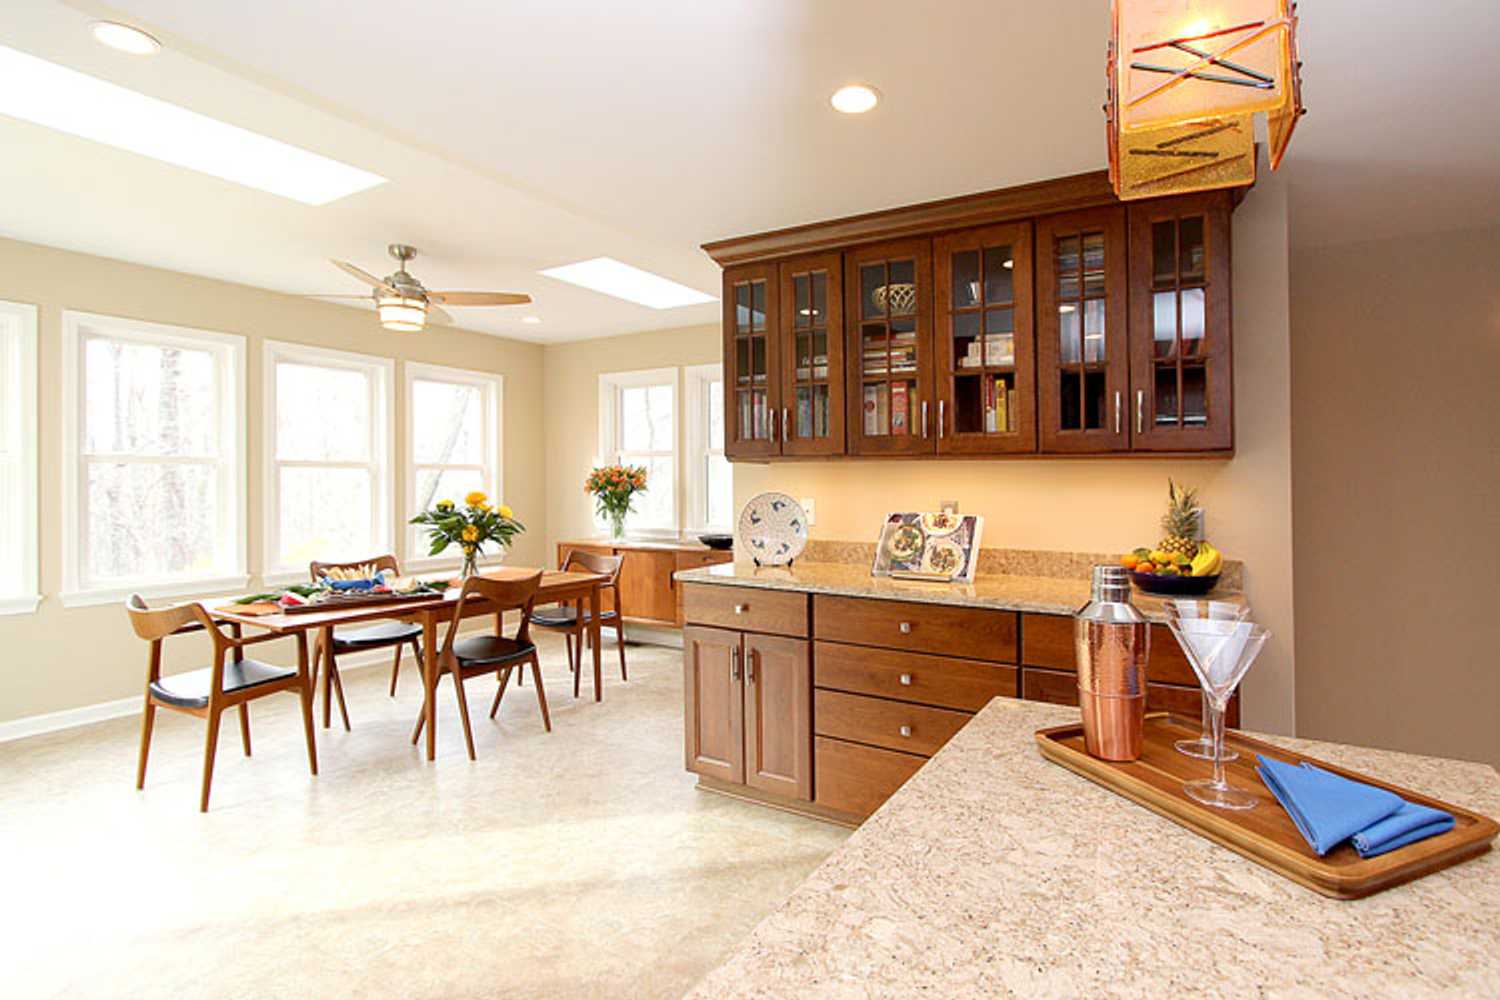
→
(899, 673, 913, 686)
(899, 725, 913, 738)
(1137, 389, 1145, 435)
(734, 603, 748, 614)
(1114, 391, 1121, 434)
(730, 647, 741, 681)
(898, 621, 913, 634)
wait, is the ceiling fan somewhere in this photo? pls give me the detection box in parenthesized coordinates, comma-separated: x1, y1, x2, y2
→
(313, 244, 531, 332)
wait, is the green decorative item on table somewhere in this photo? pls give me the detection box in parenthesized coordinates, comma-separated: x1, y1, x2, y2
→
(585, 464, 647, 540)
(409, 491, 525, 579)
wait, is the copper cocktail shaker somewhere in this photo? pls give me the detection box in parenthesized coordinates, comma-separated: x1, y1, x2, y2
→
(1075, 565, 1149, 761)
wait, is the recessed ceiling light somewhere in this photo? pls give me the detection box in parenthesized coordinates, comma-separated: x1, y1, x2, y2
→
(0, 44, 386, 205)
(539, 257, 716, 309)
(830, 84, 879, 114)
(91, 21, 161, 56)
(521, 316, 541, 324)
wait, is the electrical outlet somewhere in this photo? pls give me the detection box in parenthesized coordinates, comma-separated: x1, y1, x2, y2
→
(801, 497, 816, 526)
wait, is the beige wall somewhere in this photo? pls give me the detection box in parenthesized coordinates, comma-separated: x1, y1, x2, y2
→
(735, 170, 1298, 734)
(0, 236, 545, 724)
(1291, 225, 1500, 767)
(541, 324, 721, 555)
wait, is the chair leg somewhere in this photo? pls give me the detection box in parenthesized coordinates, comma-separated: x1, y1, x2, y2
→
(329, 658, 351, 732)
(616, 621, 627, 682)
(320, 645, 332, 729)
(565, 634, 575, 672)
(238, 703, 252, 756)
(298, 668, 319, 777)
(489, 666, 513, 719)
(530, 654, 551, 732)
(135, 700, 156, 790)
(573, 629, 583, 699)
(411, 704, 425, 744)
(200, 706, 223, 813)
(450, 672, 477, 762)
(389, 642, 403, 697)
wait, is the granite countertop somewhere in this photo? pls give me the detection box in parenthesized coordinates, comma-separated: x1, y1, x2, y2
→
(684, 699, 1500, 999)
(673, 560, 1238, 622)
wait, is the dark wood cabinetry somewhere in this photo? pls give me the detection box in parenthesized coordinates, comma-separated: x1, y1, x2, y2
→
(704, 169, 1245, 461)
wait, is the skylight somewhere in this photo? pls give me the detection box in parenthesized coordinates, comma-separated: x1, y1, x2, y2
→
(0, 45, 386, 206)
(539, 258, 716, 309)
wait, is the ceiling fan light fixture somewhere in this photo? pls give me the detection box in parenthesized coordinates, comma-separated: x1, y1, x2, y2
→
(91, 21, 162, 56)
(830, 84, 880, 114)
(377, 294, 427, 332)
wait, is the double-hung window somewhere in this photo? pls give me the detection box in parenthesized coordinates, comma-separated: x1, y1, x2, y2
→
(0, 300, 39, 614)
(598, 368, 678, 535)
(685, 363, 732, 532)
(62, 311, 246, 605)
(264, 341, 393, 580)
(405, 362, 502, 566)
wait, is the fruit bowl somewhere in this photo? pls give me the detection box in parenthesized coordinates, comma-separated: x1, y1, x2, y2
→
(1130, 571, 1220, 596)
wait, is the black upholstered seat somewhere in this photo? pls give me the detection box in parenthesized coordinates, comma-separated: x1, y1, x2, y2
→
(530, 604, 618, 628)
(450, 635, 536, 668)
(148, 658, 299, 710)
(331, 621, 423, 652)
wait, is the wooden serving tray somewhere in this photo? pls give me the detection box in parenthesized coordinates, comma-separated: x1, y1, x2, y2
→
(1036, 714, 1498, 899)
(279, 589, 446, 614)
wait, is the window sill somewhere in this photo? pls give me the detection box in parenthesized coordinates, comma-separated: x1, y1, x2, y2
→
(0, 594, 41, 616)
(60, 575, 252, 609)
(402, 555, 506, 575)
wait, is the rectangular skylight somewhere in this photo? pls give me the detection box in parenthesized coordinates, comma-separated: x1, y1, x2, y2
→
(540, 257, 717, 309)
(0, 45, 385, 206)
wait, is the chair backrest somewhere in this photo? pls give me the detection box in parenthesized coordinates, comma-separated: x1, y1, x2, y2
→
(125, 593, 217, 642)
(562, 549, 623, 585)
(308, 554, 401, 583)
(444, 571, 544, 654)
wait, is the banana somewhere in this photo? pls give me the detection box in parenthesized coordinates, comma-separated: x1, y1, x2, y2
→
(1190, 542, 1223, 577)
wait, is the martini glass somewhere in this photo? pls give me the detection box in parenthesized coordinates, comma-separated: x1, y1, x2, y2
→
(1165, 600, 1252, 761)
(1183, 621, 1270, 811)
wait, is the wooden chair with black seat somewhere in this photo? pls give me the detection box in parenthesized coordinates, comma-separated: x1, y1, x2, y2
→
(528, 550, 627, 699)
(410, 570, 549, 761)
(126, 594, 317, 812)
(308, 555, 425, 731)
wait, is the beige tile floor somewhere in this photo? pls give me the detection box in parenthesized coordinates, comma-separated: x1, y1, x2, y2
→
(0, 634, 849, 1000)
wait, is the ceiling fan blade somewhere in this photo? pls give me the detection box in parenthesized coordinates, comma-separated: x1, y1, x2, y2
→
(331, 259, 396, 294)
(426, 304, 456, 326)
(425, 291, 532, 307)
(303, 294, 375, 300)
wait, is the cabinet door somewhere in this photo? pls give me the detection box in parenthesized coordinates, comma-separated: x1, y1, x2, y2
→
(1036, 207, 1130, 453)
(683, 626, 744, 784)
(1128, 191, 1234, 451)
(618, 548, 678, 624)
(934, 222, 1036, 454)
(743, 633, 812, 800)
(778, 253, 845, 456)
(844, 239, 935, 456)
(723, 263, 781, 459)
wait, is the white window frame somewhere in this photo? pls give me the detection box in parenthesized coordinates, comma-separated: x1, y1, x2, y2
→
(61, 311, 248, 607)
(403, 361, 503, 572)
(684, 363, 730, 533)
(262, 340, 394, 585)
(0, 301, 39, 615)
(598, 367, 680, 538)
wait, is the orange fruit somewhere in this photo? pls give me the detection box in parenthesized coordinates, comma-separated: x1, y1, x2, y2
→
(1135, 561, 1154, 574)
(1120, 554, 1140, 570)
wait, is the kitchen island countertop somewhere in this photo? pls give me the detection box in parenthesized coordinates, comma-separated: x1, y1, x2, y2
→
(683, 698, 1500, 999)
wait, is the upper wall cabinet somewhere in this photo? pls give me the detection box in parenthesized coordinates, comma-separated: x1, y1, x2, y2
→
(703, 169, 1242, 462)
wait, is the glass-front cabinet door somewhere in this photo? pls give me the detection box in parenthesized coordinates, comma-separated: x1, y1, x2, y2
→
(844, 239, 934, 456)
(1127, 191, 1233, 451)
(778, 252, 844, 456)
(722, 262, 780, 459)
(1036, 207, 1130, 453)
(934, 222, 1035, 454)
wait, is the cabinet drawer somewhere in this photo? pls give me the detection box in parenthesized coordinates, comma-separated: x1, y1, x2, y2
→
(814, 689, 971, 757)
(1022, 613, 1197, 688)
(675, 550, 733, 572)
(683, 584, 809, 637)
(1021, 668, 1239, 726)
(814, 641, 1016, 712)
(814, 736, 925, 818)
(813, 596, 1017, 661)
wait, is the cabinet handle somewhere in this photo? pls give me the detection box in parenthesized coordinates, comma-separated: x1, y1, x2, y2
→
(733, 603, 748, 615)
(899, 724, 913, 738)
(1136, 390, 1145, 435)
(748, 654, 757, 684)
(921, 400, 929, 439)
(899, 621, 913, 634)
(730, 646, 741, 681)
(899, 672, 913, 686)
(782, 407, 790, 443)
(769, 408, 778, 443)
(1114, 391, 1121, 434)
(938, 399, 946, 439)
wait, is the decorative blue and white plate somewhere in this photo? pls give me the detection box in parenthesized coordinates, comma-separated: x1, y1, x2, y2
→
(737, 492, 808, 567)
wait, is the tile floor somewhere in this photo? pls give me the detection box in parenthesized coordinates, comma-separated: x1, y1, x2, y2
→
(0, 634, 849, 999)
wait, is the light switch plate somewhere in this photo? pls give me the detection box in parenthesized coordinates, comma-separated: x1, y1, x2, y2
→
(801, 497, 816, 526)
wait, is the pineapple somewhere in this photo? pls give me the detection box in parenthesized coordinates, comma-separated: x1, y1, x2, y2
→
(1157, 479, 1201, 560)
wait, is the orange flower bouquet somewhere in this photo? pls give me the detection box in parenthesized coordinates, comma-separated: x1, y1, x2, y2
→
(585, 464, 648, 539)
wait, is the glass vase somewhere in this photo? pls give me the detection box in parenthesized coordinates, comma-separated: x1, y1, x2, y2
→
(607, 509, 627, 540)
(461, 547, 479, 579)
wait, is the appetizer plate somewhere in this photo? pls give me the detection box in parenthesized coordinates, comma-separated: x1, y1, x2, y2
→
(737, 492, 808, 566)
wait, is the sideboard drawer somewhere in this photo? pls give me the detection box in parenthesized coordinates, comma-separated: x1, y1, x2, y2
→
(1022, 667, 1239, 726)
(813, 595, 1017, 661)
(683, 584, 809, 637)
(814, 641, 1016, 712)
(814, 689, 971, 757)
(1020, 613, 1075, 669)
(814, 736, 925, 818)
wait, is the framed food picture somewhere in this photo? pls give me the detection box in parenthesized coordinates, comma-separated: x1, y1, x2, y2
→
(872, 512, 984, 583)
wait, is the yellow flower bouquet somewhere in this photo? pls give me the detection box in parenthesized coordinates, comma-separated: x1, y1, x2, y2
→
(409, 491, 524, 578)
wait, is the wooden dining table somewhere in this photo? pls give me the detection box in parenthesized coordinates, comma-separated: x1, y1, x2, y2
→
(211, 567, 609, 761)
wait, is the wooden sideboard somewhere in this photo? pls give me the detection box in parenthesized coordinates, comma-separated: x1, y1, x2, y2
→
(557, 539, 732, 627)
(682, 581, 1238, 825)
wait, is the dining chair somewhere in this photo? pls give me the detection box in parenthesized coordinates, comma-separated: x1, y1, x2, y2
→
(529, 550, 627, 698)
(126, 594, 317, 812)
(410, 570, 548, 761)
(308, 554, 424, 731)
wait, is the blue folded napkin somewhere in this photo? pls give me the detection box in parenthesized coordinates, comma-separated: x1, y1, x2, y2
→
(1256, 756, 1454, 858)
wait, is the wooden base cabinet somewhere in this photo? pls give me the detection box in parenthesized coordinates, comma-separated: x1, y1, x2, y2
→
(558, 540, 731, 627)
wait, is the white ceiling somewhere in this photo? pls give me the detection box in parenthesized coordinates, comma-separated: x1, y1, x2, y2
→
(3, 1, 1497, 342)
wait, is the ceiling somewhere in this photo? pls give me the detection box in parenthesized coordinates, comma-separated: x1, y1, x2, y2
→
(2, 1, 1496, 342)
